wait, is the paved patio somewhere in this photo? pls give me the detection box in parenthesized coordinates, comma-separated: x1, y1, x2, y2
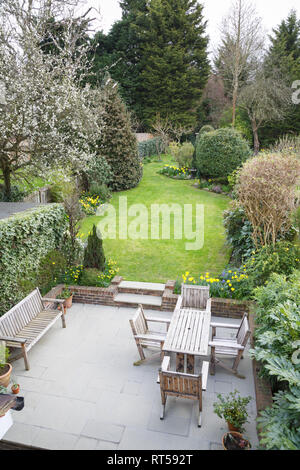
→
(4, 304, 259, 450)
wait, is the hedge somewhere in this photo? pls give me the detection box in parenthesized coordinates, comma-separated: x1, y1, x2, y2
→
(0, 204, 67, 316)
(138, 137, 167, 159)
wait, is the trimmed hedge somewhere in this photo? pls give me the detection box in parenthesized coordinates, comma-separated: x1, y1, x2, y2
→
(0, 204, 67, 315)
(195, 127, 251, 178)
(138, 137, 167, 159)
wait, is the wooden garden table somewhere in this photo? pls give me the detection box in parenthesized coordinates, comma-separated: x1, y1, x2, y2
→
(162, 308, 211, 374)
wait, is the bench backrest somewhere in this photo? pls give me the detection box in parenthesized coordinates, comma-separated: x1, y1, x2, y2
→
(0, 288, 44, 337)
(181, 285, 210, 309)
(129, 305, 148, 336)
(236, 314, 251, 347)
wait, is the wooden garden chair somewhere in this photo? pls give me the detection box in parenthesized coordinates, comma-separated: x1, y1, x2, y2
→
(209, 314, 251, 379)
(129, 304, 171, 366)
(159, 356, 209, 427)
(175, 284, 210, 312)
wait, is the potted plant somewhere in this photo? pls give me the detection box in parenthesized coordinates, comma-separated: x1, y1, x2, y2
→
(213, 390, 252, 433)
(11, 380, 20, 395)
(222, 432, 251, 450)
(0, 343, 12, 388)
(58, 287, 73, 314)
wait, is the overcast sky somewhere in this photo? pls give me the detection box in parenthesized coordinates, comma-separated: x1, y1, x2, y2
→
(85, 0, 300, 52)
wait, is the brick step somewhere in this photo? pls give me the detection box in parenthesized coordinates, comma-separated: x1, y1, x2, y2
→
(114, 293, 163, 309)
(117, 281, 165, 297)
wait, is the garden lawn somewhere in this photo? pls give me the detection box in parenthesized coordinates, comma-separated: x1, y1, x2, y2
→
(79, 155, 231, 283)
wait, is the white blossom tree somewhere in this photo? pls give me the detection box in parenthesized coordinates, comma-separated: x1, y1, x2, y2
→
(0, 0, 103, 198)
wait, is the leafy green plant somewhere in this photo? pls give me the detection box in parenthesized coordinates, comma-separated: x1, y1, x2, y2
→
(213, 390, 252, 432)
(79, 259, 119, 288)
(223, 201, 255, 263)
(83, 225, 105, 271)
(174, 142, 194, 168)
(0, 204, 67, 316)
(60, 287, 72, 300)
(195, 127, 251, 178)
(37, 250, 67, 295)
(0, 343, 10, 370)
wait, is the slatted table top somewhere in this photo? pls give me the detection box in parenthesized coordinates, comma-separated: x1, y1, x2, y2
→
(163, 308, 211, 356)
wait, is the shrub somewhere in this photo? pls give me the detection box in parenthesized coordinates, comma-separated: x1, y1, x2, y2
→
(213, 390, 252, 432)
(250, 271, 300, 450)
(37, 250, 67, 295)
(244, 241, 300, 290)
(0, 204, 67, 315)
(138, 137, 166, 159)
(174, 142, 194, 168)
(223, 201, 255, 262)
(82, 154, 112, 190)
(100, 80, 143, 191)
(0, 184, 27, 202)
(195, 128, 251, 178)
(238, 153, 300, 246)
(83, 225, 105, 271)
(198, 125, 214, 136)
(87, 183, 111, 202)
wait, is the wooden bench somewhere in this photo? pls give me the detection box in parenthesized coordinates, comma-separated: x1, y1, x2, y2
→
(0, 288, 66, 370)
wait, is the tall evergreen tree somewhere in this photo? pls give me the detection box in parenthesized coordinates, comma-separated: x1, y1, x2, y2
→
(137, 0, 210, 127)
(262, 10, 300, 145)
(98, 76, 143, 191)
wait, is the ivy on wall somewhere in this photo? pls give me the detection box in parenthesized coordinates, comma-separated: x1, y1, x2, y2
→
(0, 204, 67, 315)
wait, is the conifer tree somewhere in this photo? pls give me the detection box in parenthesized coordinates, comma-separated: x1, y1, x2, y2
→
(99, 76, 143, 191)
(83, 225, 106, 270)
(137, 0, 210, 127)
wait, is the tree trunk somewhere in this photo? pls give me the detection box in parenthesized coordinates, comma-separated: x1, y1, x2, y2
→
(2, 166, 12, 200)
(232, 85, 238, 127)
(251, 120, 260, 155)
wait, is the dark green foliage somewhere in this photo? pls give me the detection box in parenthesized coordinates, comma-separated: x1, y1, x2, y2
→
(86, 183, 111, 202)
(0, 184, 27, 202)
(0, 204, 67, 315)
(138, 137, 167, 159)
(138, 0, 210, 127)
(261, 10, 300, 147)
(99, 79, 143, 191)
(37, 250, 67, 295)
(198, 125, 214, 136)
(82, 155, 112, 191)
(83, 225, 105, 271)
(223, 202, 255, 263)
(90, 0, 210, 128)
(195, 128, 251, 178)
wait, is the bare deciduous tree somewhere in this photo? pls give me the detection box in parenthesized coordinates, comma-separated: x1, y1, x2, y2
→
(215, 0, 264, 127)
(238, 71, 292, 154)
(238, 153, 300, 247)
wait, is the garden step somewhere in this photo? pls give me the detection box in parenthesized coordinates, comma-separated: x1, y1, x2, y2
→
(114, 293, 163, 308)
(118, 281, 165, 297)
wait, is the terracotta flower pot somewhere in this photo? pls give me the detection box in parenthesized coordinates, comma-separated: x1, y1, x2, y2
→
(11, 384, 20, 395)
(227, 421, 240, 433)
(64, 295, 73, 310)
(222, 432, 251, 450)
(0, 363, 12, 388)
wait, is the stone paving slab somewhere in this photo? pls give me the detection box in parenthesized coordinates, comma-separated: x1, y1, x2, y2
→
(114, 293, 162, 307)
(119, 281, 165, 291)
(6, 304, 259, 450)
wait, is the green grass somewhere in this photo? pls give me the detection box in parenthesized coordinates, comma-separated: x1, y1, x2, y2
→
(79, 155, 231, 283)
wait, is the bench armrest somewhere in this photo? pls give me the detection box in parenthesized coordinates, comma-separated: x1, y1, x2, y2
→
(161, 355, 171, 372)
(210, 322, 240, 330)
(145, 316, 171, 325)
(0, 335, 27, 345)
(43, 298, 65, 305)
(209, 340, 244, 351)
(175, 296, 182, 311)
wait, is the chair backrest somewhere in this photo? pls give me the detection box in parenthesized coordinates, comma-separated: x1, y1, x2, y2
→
(181, 285, 209, 309)
(160, 369, 202, 399)
(129, 305, 148, 336)
(236, 314, 251, 346)
(0, 288, 44, 337)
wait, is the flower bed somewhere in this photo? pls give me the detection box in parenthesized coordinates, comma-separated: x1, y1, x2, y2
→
(79, 194, 101, 215)
(159, 164, 191, 179)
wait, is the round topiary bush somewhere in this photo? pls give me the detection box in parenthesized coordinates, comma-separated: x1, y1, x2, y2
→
(195, 128, 251, 178)
(199, 125, 214, 136)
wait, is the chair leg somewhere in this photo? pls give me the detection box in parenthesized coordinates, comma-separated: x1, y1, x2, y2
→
(198, 394, 203, 428)
(210, 348, 216, 376)
(160, 404, 165, 420)
(61, 312, 66, 328)
(22, 344, 30, 371)
(136, 339, 146, 361)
